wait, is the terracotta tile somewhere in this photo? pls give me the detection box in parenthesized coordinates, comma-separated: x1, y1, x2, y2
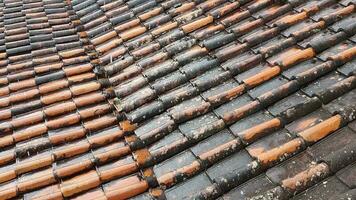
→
(151, 21, 178, 36)
(46, 113, 81, 130)
(88, 126, 123, 148)
(73, 91, 106, 107)
(0, 180, 17, 199)
(18, 167, 56, 193)
(298, 115, 342, 143)
(16, 152, 53, 175)
(0, 149, 15, 167)
(71, 188, 107, 200)
(105, 180, 148, 200)
(0, 1, 355, 199)
(257, 137, 305, 167)
(307, 127, 356, 172)
(83, 114, 117, 132)
(182, 16, 214, 33)
(281, 163, 329, 194)
(49, 125, 84, 145)
(286, 108, 332, 136)
(13, 123, 48, 142)
(41, 89, 72, 105)
(60, 170, 100, 197)
(55, 153, 94, 178)
(11, 111, 44, 129)
(53, 139, 90, 160)
(23, 184, 63, 200)
(99, 156, 138, 182)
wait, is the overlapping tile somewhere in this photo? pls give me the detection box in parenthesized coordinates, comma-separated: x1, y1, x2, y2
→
(0, 0, 355, 199)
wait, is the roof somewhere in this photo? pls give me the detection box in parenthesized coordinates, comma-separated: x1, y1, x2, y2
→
(0, 0, 355, 199)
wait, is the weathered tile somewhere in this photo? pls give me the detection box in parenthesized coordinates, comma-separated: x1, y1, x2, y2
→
(223, 174, 276, 200)
(307, 127, 356, 172)
(201, 79, 239, 100)
(206, 149, 254, 181)
(235, 63, 270, 83)
(248, 76, 289, 99)
(336, 162, 356, 189)
(268, 92, 310, 116)
(164, 173, 212, 200)
(266, 151, 315, 184)
(149, 130, 185, 153)
(302, 71, 346, 97)
(286, 108, 332, 136)
(292, 176, 349, 200)
(153, 150, 196, 178)
(337, 59, 355, 76)
(214, 94, 253, 118)
(229, 111, 274, 136)
(324, 89, 356, 115)
(317, 40, 354, 61)
(246, 129, 293, 159)
(191, 129, 235, 157)
(179, 112, 220, 139)
(282, 58, 322, 80)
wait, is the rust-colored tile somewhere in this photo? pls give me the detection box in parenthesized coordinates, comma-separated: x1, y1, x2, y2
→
(55, 158, 93, 178)
(298, 115, 342, 143)
(41, 90, 72, 105)
(63, 63, 93, 76)
(243, 66, 281, 88)
(281, 163, 329, 193)
(105, 181, 148, 200)
(46, 114, 81, 130)
(257, 138, 304, 166)
(53, 140, 90, 160)
(100, 161, 138, 182)
(169, 2, 195, 16)
(139, 7, 163, 21)
(151, 21, 178, 36)
(114, 19, 141, 33)
(279, 48, 316, 68)
(49, 127, 86, 145)
(18, 168, 56, 193)
(78, 104, 112, 119)
(35, 62, 64, 74)
(119, 25, 147, 41)
(0, 109, 11, 121)
(59, 48, 85, 59)
(239, 118, 282, 144)
(16, 153, 53, 175)
(11, 111, 44, 129)
(182, 16, 214, 33)
(71, 188, 107, 200)
(83, 115, 117, 132)
(8, 78, 36, 92)
(9, 88, 40, 104)
(0, 150, 15, 167)
(73, 91, 106, 107)
(44, 101, 77, 117)
(70, 81, 101, 96)
(0, 135, 14, 149)
(13, 124, 48, 142)
(96, 38, 123, 54)
(60, 170, 100, 197)
(91, 31, 117, 46)
(24, 184, 63, 200)
(0, 181, 17, 199)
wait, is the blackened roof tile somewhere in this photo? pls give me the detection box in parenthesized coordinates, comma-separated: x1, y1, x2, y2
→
(0, 0, 356, 199)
